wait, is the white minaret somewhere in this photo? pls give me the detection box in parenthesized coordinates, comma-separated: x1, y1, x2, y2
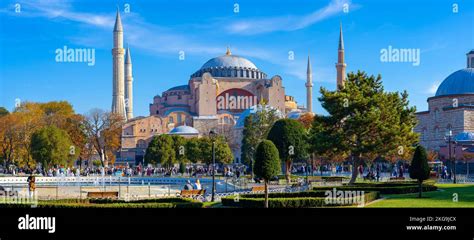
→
(336, 23, 347, 90)
(125, 46, 134, 120)
(112, 9, 126, 120)
(305, 55, 313, 113)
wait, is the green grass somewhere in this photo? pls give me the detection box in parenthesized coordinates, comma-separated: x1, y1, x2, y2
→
(366, 184, 474, 208)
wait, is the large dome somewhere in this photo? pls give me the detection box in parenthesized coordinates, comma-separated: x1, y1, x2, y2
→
(200, 55, 258, 70)
(435, 68, 474, 97)
(190, 48, 267, 79)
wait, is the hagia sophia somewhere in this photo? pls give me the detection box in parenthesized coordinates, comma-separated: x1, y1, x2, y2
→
(110, 10, 346, 165)
(110, 10, 473, 167)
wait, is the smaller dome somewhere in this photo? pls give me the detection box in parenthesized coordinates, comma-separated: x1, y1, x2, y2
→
(166, 85, 190, 92)
(454, 132, 474, 142)
(287, 111, 303, 120)
(169, 125, 199, 135)
(234, 105, 283, 128)
(435, 68, 474, 97)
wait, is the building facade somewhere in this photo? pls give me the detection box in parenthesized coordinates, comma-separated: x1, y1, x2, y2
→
(415, 51, 474, 156)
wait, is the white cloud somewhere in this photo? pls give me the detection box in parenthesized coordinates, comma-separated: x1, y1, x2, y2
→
(226, 0, 358, 35)
(426, 80, 441, 94)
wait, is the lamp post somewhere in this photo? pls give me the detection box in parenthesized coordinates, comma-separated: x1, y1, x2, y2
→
(209, 130, 217, 202)
(445, 130, 456, 184)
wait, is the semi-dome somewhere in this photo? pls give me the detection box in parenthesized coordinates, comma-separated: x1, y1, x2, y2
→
(234, 105, 283, 129)
(435, 68, 474, 97)
(190, 48, 267, 79)
(169, 125, 199, 135)
(454, 131, 474, 142)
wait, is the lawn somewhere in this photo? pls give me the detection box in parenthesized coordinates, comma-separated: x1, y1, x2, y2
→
(366, 184, 474, 208)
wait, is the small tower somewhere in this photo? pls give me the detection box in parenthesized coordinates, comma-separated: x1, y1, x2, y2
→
(125, 46, 134, 120)
(467, 50, 474, 68)
(336, 23, 347, 90)
(306, 55, 313, 113)
(112, 9, 126, 120)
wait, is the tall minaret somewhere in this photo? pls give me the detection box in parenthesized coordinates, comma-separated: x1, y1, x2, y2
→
(125, 46, 134, 120)
(336, 23, 347, 90)
(112, 9, 126, 120)
(305, 55, 313, 113)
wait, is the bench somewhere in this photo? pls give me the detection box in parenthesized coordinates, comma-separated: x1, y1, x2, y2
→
(86, 191, 119, 199)
(251, 186, 266, 192)
(179, 189, 206, 198)
(324, 177, 344, 183)
(389, 177, 405, 181)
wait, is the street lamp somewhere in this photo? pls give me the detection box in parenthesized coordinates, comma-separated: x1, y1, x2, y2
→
(209, 130, 217, 201)
(445, 130, 457, 184)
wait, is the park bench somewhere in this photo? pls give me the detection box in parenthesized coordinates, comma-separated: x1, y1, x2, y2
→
(86, 191, 119, 199)
(389, 177, 405, 181)
(179, 189, 206, 198)
(251, 186, 266, 192)
(324, 177, 344, 183)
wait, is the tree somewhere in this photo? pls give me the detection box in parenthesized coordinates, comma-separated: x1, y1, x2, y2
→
(241, 105, 280, 174)
(144, 134, 176, 168)
(0, 107, 9, 117)
(171, 135, 187, 163)
(30, 126, 74, 170)
(311, 71, 419, 184)
(185, 137, 202, 163)
(297, 112, 314, 130)
(199, 136, 233, 165)
(254, 140, 281, 208)
(409, 145, 430, 198)
(267, 119, 308, 183)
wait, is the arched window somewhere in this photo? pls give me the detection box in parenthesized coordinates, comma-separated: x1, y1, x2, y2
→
(433, 108, 440, 122)
(169, 116, 174, 123)
(433, 127, 439, 140)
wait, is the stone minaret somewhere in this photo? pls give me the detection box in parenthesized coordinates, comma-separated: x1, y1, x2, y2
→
(467, 50, 474, 68)
(336, 23, 347, 90)
(305, 55, 313, 113)
(112, 9, 126, 120)
(125, 47, 134, 120)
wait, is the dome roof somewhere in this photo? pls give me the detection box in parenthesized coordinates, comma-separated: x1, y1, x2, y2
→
(435, 68, 474, 97)
(200, 55, 258, 70)
(169, 125, 199, 135)
(454, 132, 474, 142)
(287, 111, 303, 120)
(190, 48, 267, 79)
(234, 105, 283, 128)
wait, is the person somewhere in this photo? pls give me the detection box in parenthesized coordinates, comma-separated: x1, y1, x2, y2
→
(194, 179, 202, 190)
(27, 174, 35, 199)
(184, 180, 193, 190)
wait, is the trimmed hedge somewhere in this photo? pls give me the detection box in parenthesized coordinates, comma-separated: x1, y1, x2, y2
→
(0, 197, 203, 208)
(221, 191, 379, 208)
(313, 184, 437, 195)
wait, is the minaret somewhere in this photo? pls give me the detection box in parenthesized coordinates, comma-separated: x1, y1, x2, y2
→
(336, 23, 347, 90)
(112, 9, 126, 120)
(125, 46, 134, 120)
(305, 55, 313, 113)
(467, 50, 474, 68)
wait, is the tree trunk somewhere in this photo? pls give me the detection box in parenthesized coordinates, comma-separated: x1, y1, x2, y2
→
(286, 160, 292, 184)
(418, 180, 422, 198)
(349, 155, 360, 185)
(264, 179, 269, 208)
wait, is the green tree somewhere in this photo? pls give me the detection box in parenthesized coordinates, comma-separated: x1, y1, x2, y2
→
(311, 71, 419, 184)
(144, 134, 176, 168)
(171, 135, 187, 163)
(199, 136, 233, 165)
(241, 105, 280, 174)
(30, 126, 74, 170)
(254, 140, 281, 208)
(185, 137, 202, 163)
(267, 119, 308, 183)
(0, 107, 9, 117)
(409, 145, 430, 198)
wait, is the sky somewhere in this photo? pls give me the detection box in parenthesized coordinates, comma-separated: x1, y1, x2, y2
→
(0, 0, 473, 117)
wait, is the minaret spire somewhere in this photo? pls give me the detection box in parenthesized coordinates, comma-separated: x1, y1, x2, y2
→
(336, 22, 347, 90)
(112, 8, 126, 120)
(306, 54, 313, 113)
(125, 46, 134, 120)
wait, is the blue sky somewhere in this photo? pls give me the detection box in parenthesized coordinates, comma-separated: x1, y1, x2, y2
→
(0, 0, 473, 116)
